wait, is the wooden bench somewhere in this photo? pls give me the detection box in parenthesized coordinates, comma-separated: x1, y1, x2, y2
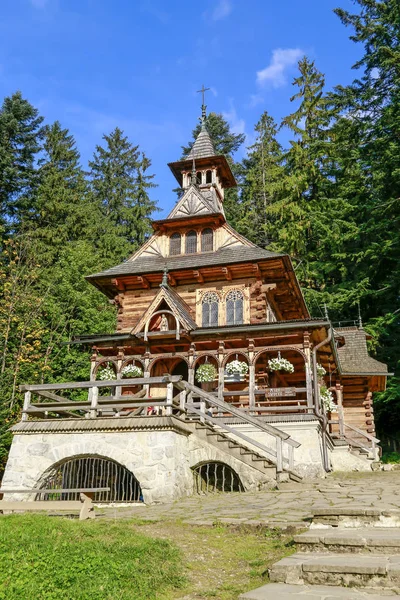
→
(0, 488, 110, 520)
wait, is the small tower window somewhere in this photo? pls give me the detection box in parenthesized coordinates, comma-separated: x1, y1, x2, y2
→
(169, 232, 181, 256)
(196, 171, 202, 185)
(202, 292, 219, 327)
(206, 170, 212, 184)
(226, 290, 244, 326)
(185, 230, 197, 254)
(201, 228, 213, 252)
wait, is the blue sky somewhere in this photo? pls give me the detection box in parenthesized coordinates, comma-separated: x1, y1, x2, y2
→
(0, 0, 361, 217)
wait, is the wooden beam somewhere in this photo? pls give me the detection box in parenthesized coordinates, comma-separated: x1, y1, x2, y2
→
(137, 276, 150, 289)
(222, 267, 232, 280)
(168, 273, 177, 286)
(252, 263, 261, 277)
(111, 278, 125, 292)
(193, 270, 204, 283)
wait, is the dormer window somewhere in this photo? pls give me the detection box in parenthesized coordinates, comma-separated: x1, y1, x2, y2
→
(201, 228, 213, 252)
(185, 230, 197, 254)
(169, 233, 181, 256)
(206, 170, 212, 184)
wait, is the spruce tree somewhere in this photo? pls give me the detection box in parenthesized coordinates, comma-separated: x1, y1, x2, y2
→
(89, 127, 157, 262)
(32, 121, 90, 262)
(0, 92, 44, 232)
(240, 112, 284, 247)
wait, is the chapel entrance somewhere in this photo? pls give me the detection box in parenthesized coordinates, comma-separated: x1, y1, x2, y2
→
(150, 357, 188, 398)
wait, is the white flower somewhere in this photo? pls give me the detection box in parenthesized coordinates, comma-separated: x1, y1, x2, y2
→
(98, 366, 116, 381)
(320, 386, 337, 412)
(225, 360, 249, 375)
(268, 357, 294, 373)
(316, 363, 326, 378)
(195, 363, 217, 383)
(121, 365, 143, 378)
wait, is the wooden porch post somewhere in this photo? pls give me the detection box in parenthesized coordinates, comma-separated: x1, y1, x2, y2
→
(335, 383, 345, 438)
(248, 339, 255, 412)
(22, 391, 31, 421)
(303, 332, 313, 411)
(217, 342, 225, 413)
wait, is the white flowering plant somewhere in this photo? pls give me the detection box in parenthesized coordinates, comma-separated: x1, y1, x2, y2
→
(97, 365, 116, 381)
(268, 357, 294, 373)
(225, 360, 249, 376)
(316, 363, 326, 378)
(195, 363, 217, 383)
(320, 386, 337, 412)
(121, 364, 143, 378)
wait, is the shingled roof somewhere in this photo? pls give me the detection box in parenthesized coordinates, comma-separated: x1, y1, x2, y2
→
(336, 327, 388, 375)
(187, 124, 215, 159)
(87, 245, 284, 280)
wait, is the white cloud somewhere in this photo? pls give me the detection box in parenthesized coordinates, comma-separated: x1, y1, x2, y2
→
(30, 0, 49, 8)
(211, 0, 232, 21)
(223, 100, 245, 136)
(257, 48, 303, 88)
(248, 94, 264, 108)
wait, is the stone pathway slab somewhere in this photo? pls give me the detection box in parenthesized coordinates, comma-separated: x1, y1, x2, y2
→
(239, 583, 400, 599)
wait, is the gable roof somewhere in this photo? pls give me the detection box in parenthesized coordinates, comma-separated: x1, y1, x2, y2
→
(167, 184, 222, 220)
(87, 245, 284, 281)
(132, 285, 197, 335)
(335, 327, 388, 375)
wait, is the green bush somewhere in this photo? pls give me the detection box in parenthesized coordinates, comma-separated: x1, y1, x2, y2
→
(0, 514, 185, 600)
(381, 451, 400, 464)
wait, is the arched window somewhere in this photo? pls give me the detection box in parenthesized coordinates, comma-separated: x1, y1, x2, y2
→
(201, 228, 213, 252)
(202, 292, 219, 327)
(196, 171, 202, 185)
(169, 232, 181, 256)
(226, 290, 244, 326)
(185, 230, 197, 254)
(206, 170, 212, 184)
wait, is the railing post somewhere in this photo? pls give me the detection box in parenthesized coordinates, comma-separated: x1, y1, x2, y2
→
(179, 390, 186, 414)
(22, 391, 31, 421)
(90, 386, 98, 418)
(336, 384, 345, 438)
(276, 438, 283, 473)
(248, 364, 255, 413)
(199, 399, 205, 424)
(287, 444, 294, 471)
(166, 382, 173, 416)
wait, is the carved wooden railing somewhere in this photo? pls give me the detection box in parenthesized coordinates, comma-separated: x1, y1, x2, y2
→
(19, 376, 302, 477)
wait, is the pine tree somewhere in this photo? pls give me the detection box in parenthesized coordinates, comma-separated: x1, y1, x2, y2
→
(240, 112, 284, 247)
(0, 92, 44, 232)
(89, 127, 157, 262)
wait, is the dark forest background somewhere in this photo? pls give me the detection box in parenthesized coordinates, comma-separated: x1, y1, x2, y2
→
(0, 0, 399, 474)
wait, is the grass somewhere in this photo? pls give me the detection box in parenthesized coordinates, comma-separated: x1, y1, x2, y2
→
(0, 514, 185, 600)
(0, 514, 295, 600)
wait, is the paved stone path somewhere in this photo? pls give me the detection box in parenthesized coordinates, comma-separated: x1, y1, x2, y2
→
(102, 472, 400, 528)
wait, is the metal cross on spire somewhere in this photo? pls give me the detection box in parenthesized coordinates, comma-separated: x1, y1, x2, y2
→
(197, 84, 210, 121)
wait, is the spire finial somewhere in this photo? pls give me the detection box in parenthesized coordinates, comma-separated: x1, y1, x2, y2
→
(191, 155, 197, 186)
(160, 265, 169, 288)
(197, 84, 210, 127)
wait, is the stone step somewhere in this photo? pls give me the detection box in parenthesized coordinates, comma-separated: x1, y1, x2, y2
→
(269, 552, 400, 589)
(239, 583, 400, 599)
(311, 507, 400, 529)
(295, 528, 400, 554)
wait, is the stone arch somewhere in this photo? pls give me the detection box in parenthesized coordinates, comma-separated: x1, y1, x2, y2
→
(36, 453, 143, 503)
(191, 460, 244, 493)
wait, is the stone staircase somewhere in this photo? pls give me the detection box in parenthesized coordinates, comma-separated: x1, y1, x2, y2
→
(190, 421, 279, 482)
(240, 506, 400, 599)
